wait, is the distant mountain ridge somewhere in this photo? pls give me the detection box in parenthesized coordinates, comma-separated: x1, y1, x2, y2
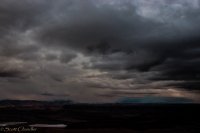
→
(117, 96, 194, 104)
(0, 99, 73, 108)
(0, 97, 195, 108)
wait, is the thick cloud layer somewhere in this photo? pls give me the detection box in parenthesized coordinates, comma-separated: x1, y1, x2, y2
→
(0, 0, 200, 102)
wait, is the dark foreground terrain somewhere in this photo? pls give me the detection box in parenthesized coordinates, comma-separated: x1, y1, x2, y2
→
(0, 103, 200, 133)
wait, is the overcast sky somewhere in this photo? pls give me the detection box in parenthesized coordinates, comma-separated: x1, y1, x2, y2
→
(0, 0, 200, 103)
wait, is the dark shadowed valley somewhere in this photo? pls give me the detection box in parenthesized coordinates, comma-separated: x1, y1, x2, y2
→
(0, 101, 200, 133)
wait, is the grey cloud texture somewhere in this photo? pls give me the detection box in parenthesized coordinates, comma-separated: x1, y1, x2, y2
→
(0, 0, 200, 102)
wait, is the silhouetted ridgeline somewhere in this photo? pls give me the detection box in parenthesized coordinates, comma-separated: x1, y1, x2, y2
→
(0, 100, 73, 109)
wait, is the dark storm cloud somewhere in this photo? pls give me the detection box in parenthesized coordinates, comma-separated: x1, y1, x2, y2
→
(0, 0, 48, 35)
(0, 42, 40, 60)
(96, 92, 158, 98)
(166, 81, 200, 91)
(38, 0, 163, 53)
(0, 0, 79, 63)
(60, 52, 77, 63)
(40, 92, 69, 97)
(18, 0, 200, 91)
(151, 55, 200, 90)
(153, 58, 200, 81)
(0, 0, 200, 102)
(37, 0, 200, 74)
(0, 0, 47, 63)
(0, 70, 21, 78)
